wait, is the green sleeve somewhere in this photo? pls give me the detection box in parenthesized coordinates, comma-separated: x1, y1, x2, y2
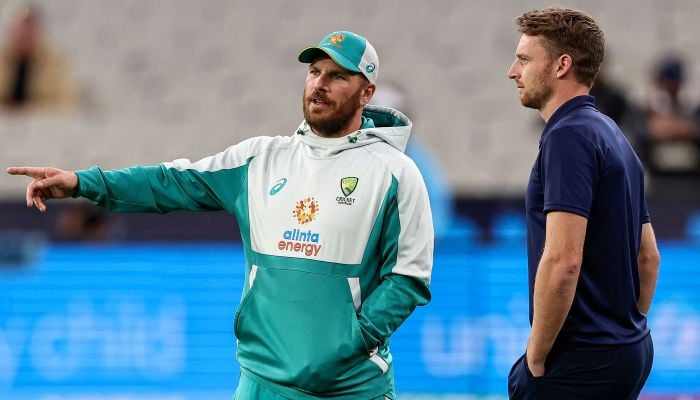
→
(357, 274, 431, 350)
(76, 164, 246, 214)
(356, 175, 433, 349)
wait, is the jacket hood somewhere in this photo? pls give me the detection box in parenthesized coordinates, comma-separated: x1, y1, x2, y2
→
(294, 105, 412, 157)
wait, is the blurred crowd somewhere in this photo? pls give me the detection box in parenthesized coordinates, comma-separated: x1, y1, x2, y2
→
(592, 55, 700, 193)
(2, 3, 700, 242)
(0, 2, 76, 113)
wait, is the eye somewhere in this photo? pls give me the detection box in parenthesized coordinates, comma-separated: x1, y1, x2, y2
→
(333, 73, 346, 80)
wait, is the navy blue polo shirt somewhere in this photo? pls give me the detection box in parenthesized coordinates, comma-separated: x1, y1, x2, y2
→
(526, 95, 650, 348)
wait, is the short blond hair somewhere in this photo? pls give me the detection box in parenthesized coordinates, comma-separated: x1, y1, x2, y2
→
(516, 7, 605, 87)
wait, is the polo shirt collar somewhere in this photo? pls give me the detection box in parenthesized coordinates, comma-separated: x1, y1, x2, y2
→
(542, 95, 596, 137)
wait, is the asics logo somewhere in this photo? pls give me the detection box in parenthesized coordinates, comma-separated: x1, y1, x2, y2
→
(269, 178, 287, 196)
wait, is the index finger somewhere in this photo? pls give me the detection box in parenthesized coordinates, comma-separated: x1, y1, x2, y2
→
(6, 166, 45, 178)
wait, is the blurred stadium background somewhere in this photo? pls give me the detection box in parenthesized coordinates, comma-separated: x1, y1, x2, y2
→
(1, 0, 699, 399)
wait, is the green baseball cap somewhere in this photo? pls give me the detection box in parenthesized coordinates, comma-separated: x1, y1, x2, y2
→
(298, 31, 379, 84)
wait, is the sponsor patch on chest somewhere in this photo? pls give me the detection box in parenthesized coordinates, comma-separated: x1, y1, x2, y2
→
(278, 229, 322, 257)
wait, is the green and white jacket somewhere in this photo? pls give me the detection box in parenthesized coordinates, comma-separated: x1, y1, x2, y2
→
(75, 105, 434, 399)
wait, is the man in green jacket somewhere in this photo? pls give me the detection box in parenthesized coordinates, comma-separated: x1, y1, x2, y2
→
(8, 30, 434, 400)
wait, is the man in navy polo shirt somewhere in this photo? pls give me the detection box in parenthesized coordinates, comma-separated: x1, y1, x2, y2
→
(506, 8, 661, 399)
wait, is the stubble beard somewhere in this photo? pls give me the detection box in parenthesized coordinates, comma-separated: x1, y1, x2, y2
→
(520, 80, 553, 110)
(521, 69, 555, 111)
(303, 88, 363, 137)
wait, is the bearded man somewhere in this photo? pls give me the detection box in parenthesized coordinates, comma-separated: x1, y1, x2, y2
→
(8, 31, 434, 400)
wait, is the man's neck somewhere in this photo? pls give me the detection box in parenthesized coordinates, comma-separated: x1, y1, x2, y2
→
(540, 84, 590, 123)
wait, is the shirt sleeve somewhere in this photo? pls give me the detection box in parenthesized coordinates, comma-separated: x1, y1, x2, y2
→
(76, 162, 245, 214)
(356, 160, 434, 350)
(541, 127, 600, 218)
(74, 137, 280, 214)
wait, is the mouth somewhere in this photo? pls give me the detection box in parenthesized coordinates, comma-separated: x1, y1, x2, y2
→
(308, 96, 332, 109)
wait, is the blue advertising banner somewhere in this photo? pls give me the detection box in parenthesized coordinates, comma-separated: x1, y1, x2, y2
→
(1, 241, 698, 399)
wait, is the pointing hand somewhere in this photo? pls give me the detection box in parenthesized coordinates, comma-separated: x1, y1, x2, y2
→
(6, 166, 78, 212)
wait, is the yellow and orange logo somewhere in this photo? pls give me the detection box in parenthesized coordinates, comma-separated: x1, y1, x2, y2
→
(329, 33, 345, 48)
(293, 197, 319, 225)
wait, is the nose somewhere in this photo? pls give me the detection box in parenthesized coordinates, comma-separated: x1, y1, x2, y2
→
(312, 74, 330, 91)
(507, 60, 519, 80)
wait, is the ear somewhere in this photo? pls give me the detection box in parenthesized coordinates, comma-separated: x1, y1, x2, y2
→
(556, 54, 574, 79)
(360, 83, 376, 106)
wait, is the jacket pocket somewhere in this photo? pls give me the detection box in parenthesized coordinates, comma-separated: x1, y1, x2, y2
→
(234, 267, 376, 392)
(233, 284, 257, 338)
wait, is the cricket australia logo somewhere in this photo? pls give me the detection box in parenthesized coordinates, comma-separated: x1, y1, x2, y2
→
(337, 177, 358, 205)
(329, 32, 345, 48)
(293, 197, 319, 224)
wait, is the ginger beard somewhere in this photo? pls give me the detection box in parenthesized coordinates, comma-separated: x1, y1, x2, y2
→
(303, 86, 364, 136)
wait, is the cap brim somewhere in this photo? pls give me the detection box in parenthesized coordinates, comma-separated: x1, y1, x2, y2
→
(297, 46, 361, 73)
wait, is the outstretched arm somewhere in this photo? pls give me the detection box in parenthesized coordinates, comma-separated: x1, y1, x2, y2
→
(8, 137, 281, 215)
(7, 166, 78, 212)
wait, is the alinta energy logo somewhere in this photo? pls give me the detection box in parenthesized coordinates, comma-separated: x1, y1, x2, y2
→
(279, 197, 322, 257)
(293, 197, 319, 224)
